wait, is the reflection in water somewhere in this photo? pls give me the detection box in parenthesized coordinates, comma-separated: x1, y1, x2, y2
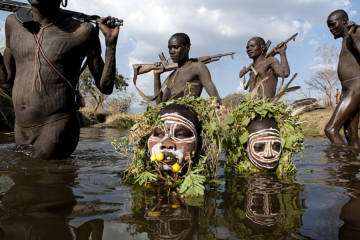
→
(0, 167, 104, 239)
(1, 128, 360, 238)
(220, 173, 306, 239)
(116, 173, 306, 239)
(324, 145, 360, 239)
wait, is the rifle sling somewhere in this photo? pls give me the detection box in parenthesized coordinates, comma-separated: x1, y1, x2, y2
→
(133, 65, 173, 102)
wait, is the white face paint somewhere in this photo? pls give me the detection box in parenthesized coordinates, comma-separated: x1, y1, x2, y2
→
(148, 113, 198, 172)
(247, 128, 282, 171)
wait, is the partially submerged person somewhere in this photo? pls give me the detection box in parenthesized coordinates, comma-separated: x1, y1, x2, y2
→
(246, 117, 282, 171)
(153, 33, 221, 105)
(240, 37, 290, 98)
(0, 0, 120, 159)
(325, 9, 360, 148)
(147, 104, 202, 173)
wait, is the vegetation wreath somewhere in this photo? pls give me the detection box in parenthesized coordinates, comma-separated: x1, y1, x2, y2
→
(222, 94, 304, 176)
(112, 95, 226, 197)
(112, 94, 304, 197)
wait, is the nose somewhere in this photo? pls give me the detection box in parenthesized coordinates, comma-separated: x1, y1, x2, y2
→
(263, 143, 275, 159)
(161, 139, 176, 150)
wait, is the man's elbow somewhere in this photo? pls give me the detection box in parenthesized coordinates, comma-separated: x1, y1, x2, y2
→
(99, 84, 114, 95)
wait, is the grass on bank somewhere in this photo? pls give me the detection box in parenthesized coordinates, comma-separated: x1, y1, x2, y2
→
(81, 107, 340, 138)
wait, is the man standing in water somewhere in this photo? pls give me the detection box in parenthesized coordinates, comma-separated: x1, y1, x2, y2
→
(153, 33, 221, 105)
(325, 9, 360, 148)
(240, 37, 290, 98)
(0, 0, 120, 159)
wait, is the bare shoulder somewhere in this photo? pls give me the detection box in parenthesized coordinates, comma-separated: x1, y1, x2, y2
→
(190, 61, 209, 70)
(266, 56, 280, 65)
(5, 14, 20, 28)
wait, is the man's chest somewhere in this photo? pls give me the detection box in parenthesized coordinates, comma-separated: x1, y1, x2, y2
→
(10, 28, 85, 62)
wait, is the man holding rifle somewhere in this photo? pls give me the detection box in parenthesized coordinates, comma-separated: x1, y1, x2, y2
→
(153, 33, 221, 105)
(240, 36, 290, 98)
(0, 0, 120, 159)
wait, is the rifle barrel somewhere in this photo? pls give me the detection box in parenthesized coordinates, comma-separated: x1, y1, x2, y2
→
(0, 0, 123, 26)
(284, 33, 298, 44)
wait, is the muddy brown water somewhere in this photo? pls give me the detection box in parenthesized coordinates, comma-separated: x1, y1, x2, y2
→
(0, 127, 359, 239)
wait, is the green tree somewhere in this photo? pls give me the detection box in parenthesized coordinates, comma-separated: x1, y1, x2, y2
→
(79, 67, 129, 112)
(222, 92, 246, 108)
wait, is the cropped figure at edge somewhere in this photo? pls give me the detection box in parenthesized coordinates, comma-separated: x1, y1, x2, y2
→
(325, 9, 360, 148)
(0, 0, 120, 159)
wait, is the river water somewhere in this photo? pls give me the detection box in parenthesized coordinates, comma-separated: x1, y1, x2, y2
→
(0, 127, 359, 239)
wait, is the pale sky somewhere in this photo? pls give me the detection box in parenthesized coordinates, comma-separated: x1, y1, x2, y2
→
(0, 0, 358, 106)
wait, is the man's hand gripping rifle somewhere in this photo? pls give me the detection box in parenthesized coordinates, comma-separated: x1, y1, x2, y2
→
(133, 51, 235, 101)
(0, 0, 124, 27)
(240, 33, 298, 89)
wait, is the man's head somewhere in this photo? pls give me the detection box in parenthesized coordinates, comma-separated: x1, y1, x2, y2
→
(246, 117, 281, 171)
(246, 37, 266, 59)
(28, 0, 62, 10)
(327, 9, 349, 39)
(148, 104, 201, 172)
(168, 33, 191, 63)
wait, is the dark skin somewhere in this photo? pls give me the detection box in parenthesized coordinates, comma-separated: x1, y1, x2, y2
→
(153, 35, 221, 105)
(0, 0, 120, 159)
(240, 37, 289, 98)
(325, 10, 360, 148)
(246, 117, 281, 160)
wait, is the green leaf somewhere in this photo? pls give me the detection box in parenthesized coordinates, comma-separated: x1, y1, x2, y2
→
(239, 131, 249, 144)
(134, 172, 158, 186)
(179, 170, 206, 196)
(242, 116, 250, 126)
(224, 115, 235, 125)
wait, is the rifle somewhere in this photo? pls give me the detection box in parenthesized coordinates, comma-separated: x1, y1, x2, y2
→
(133, 51, 235, 101)
(0, 0, 123, 26)
(239, 33, 298, 80)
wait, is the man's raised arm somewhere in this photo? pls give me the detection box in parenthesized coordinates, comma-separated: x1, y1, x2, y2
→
(270, 46, 290, 78)
(86, 17, 120, 95)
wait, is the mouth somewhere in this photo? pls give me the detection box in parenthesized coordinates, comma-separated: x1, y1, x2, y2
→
(162, 153, 178, 165)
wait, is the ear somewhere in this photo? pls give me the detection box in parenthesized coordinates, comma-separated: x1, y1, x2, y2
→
(185, 44, 191, 51)
(261, 44, 266, 53)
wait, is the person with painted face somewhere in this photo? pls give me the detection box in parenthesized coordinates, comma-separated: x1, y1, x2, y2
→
(325, 9, 360, 148)
(246, 117, 282, 171)
(147, 104, 202, 173)
(241, 37, 290, 98)
(153, 33, 221, 105)
(0, 0, 120, 159)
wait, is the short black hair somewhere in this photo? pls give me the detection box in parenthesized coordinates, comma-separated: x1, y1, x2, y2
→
(170, 33, 191, 46)
(329, 9, 349, 21)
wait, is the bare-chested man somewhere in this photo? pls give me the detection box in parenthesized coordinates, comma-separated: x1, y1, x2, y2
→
(153, 33, 221, 105)
(0, 0, 120, 159)
(240, 37, 290, 98)
(325, 9, 360, 148)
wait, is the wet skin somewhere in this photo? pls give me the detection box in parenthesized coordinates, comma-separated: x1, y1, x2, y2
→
(325, 11, 360, 148)
(0, 0, 120, 159)
(148, 112, 198, 172)
(246, 117, 282, 171)
(241, 37, 290, 98)
(153, 35, 221, 105)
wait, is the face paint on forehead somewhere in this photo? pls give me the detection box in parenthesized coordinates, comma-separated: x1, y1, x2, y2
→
(160, 113, 197, 137)
(247, 128, 282, 171)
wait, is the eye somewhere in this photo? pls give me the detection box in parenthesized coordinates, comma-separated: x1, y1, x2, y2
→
(153, 128, 165, 138)
(253, 143, 265, 152)
(174, 126, 194, 139)
(272, 142, 281, 152)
